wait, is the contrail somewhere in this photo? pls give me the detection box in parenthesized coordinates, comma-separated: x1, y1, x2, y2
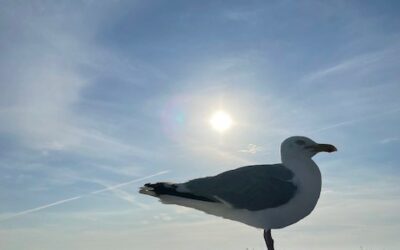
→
(0, 196, 83, 222)
(0, 170, 169, 222)
(90, 170, 169, 194)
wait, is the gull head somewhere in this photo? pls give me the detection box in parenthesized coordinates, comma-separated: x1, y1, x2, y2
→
(281, 136, 337, 159)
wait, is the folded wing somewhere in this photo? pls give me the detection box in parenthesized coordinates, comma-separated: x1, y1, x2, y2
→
(184, 164, 297, 211)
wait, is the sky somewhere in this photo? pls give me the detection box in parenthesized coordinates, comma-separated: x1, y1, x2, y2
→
(0, 0, 400, 249)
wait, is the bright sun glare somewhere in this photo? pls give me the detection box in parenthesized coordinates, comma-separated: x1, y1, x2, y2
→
(209, 110, 233, 133)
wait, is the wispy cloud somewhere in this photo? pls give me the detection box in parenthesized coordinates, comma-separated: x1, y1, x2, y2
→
(380, 137, 400, 144)
(238, 144, 263, 154)
(310, 107, 400, 134)
(303, 48, 399, 83)
(0, 1, 156, 162)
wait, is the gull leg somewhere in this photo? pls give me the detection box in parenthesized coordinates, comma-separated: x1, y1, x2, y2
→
(263, 229, 274, 250)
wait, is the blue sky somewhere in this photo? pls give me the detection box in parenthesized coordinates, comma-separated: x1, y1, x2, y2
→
(1, 1, 400, 249)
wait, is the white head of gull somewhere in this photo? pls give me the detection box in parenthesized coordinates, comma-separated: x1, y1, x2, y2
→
(140, 136, 337, 250)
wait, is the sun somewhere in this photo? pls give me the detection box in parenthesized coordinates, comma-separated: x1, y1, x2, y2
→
(209, 110, 233, 132)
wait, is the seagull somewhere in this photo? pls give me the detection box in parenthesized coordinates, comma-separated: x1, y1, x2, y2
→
(139, 136, 337, 249)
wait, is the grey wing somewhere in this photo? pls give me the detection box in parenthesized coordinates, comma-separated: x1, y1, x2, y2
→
(184, 164, 297, 211)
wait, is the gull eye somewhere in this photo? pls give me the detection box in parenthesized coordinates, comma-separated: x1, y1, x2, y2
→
(295, 140, 305, 145)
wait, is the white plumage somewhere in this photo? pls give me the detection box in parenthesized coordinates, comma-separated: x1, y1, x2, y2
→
(140, 136, 336, 249)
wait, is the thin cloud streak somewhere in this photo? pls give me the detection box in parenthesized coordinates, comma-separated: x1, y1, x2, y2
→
(302, 48, 399, 83)
(0, 196, 83, 222)
(90, 170, 169, 194)
(0, 171, 169, 222)
(310, 108, 400, 134)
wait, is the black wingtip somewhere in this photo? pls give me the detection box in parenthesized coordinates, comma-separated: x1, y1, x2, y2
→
(141, 182, 218, 203)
